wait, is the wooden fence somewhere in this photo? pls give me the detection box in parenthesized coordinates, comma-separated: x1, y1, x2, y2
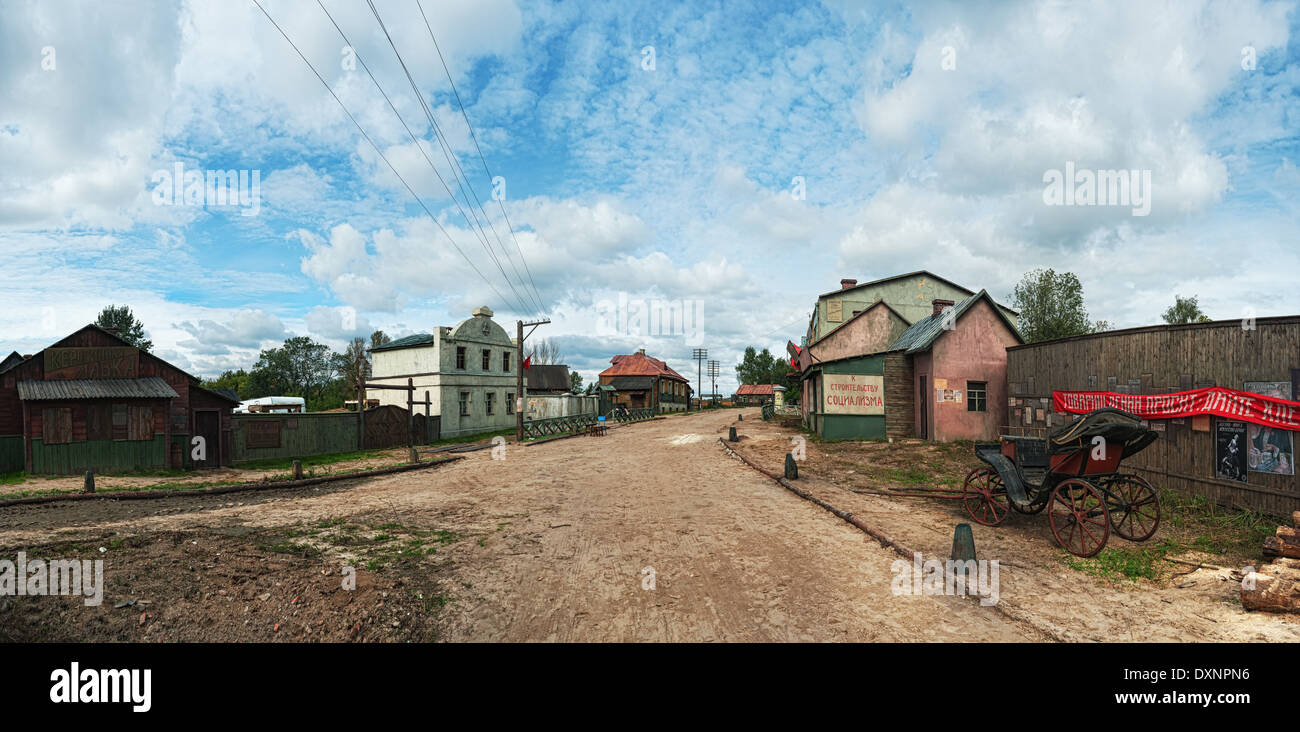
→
(232, 406, 439, 464)
(1006, 317, 1300, 516)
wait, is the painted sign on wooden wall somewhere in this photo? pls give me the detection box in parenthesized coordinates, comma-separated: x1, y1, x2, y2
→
(822, 374, 884, 415)
(245, 419, 282, 449)
(44, 348, 138, 380)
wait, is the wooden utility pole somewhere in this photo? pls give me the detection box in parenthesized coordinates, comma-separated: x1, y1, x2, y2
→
(515, 318, 551, 441)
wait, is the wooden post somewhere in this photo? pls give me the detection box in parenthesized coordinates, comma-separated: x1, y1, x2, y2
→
(83, 469, 95, 494)
(425, 390, 431, 445)
(728, 426, 738, 442)
(407, 377, 415, 454)
(357, 377, 366, 452)
(516, 320, 524, 442)
(292, 460, 302, 480)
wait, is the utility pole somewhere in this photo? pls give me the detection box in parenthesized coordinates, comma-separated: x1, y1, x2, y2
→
(692, 348, 707, 411)
(708, 359, 719, 408)
(516, 318, 551, 441)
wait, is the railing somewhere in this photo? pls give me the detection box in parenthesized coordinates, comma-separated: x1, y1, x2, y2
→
(522, 408, 654, 439)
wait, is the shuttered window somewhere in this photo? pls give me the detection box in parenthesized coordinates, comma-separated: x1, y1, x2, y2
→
(41, 408, 73, 445)
(86, 404, 112, 441)
(127, 405, 154, 441)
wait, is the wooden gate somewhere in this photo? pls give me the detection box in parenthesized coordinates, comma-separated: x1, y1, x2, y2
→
(362, 405, 432, 449)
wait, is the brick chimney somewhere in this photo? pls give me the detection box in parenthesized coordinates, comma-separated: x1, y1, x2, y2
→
(637, 348, 646, 356)
(840, 278, 857, 290)
(933, 299, 955, 316)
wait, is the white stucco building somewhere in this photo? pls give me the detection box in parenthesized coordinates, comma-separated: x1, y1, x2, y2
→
(368, 306, 518, 439)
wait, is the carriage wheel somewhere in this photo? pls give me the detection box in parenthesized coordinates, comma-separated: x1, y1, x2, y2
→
(1048, 479, 1110, 558)
(962, 467, 1010, 526)
(1010, 488, 1047, 515)
(1106, 475, 1161, 542)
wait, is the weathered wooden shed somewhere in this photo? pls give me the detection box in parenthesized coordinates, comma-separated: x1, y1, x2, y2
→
(0, 324, 238, 474)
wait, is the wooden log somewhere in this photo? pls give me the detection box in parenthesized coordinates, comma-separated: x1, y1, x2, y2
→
(1293, 511, 1300, 529)
(1241, 568, 1300, 613)
(1270, 557, 1300, 571)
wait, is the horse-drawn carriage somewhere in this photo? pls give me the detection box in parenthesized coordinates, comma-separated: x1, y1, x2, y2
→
(963, 408, 1161, 557)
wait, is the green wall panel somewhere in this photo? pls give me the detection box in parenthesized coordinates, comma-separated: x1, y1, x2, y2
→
(232, 414, 360, 464)
(0, 435, 24, 473)
(31, 436, 166, 475)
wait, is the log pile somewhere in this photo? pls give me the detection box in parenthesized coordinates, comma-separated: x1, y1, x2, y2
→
(1242, 512, 1300, 613)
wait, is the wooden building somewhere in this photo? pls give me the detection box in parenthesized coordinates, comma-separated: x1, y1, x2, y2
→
(598, 349, 692, 413)
(0, 324, 237, 474)
(1006, 317, 1300, 516)
(794, 287, 1021, 441)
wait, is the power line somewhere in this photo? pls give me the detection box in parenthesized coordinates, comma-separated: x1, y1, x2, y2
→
(414, 0, 546, 313)
(249, 0, 516, 312)
(316, 0, 531, 316)
(364, 0, 541, 316)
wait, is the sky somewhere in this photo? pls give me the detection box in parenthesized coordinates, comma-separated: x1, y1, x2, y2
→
(2, 0, 1298, 395)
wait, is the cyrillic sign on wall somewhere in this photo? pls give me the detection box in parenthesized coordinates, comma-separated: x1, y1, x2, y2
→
(823, 374, 884, 415)
(44, 348, 138, 380)
(1054, 387, 1300, 431)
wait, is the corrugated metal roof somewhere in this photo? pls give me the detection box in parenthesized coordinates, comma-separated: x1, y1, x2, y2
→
(18, 377, 180, 401)
(736, 384, 777, 396)
(888, 289, 1022, 354)
(370, 333, 435, 352)
(599, 352, 689, 382)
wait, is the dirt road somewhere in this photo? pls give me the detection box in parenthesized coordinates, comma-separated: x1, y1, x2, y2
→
(1, 410, 1296, 642)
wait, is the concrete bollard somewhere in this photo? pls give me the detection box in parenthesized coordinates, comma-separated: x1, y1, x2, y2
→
(83, 469, 95, 494)
(408, 447, 419, 464)
(952, 523, 977, 562)
(292, 460, 303, 480)
(784, 453, 798, 480)
(728, 426, 738, 442)
(737, 413, 743, 421)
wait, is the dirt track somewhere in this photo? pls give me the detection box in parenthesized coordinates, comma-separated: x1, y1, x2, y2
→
(1, 410, 1297, 642)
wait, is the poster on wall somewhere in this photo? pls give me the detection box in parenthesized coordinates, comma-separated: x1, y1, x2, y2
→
(822, 374, 884, 415)
(1244, 381, 1292, 401)
(1215, 420, 1248, 483)
(1247, 423, 1294, 475)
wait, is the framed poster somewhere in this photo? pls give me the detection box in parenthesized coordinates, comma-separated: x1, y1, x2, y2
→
(1244, 381, 1292, 401)
(1215, 420, 1248, 482)
(1247, 423, 1294, 476)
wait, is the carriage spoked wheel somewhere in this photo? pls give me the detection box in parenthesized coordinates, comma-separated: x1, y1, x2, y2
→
(1048, 479, 1111, 558)
(1104, 474, 1161, 542)
(962, 467, 1010, 526)
(1010, 489, 1047, 515)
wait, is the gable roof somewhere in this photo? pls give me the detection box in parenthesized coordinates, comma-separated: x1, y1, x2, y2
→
(526, 364, 570, 391)
(888, 290, 1024, 354)
(818, 270, 1019, 315)
(0, 351, 24, 374)
(370, 333, 435, 352)
(735, 384, 778, 396)
(18, 377, 180, 401)
(600, 352, 689, 382)
(808, 298, 911, 348)
(33, 324, 202, 383)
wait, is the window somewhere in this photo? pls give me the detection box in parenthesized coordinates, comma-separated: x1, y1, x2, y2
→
(482, 349, 491, 370)
(506, 392, 514, 414)
(967, 381, 987, 413)
(128, 405, 154, 440)
(456, 347, 466, 370)
(41, 407, 72, 445)
(86, 404, 112, 441)
(459, 391, 470, 417)
(502, 351, 511, 372)
(486, 392, 496, 415)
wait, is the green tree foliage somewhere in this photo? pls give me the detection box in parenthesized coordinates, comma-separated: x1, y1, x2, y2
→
(735, 346, 799, 400)
(247, 336, 336, 410)
(338, 337, 369, 391)
(203, 369, 251, 398)
(95, 305, 152, 351)
(569, 370, 583, 394)
(370, 330, 392, 349)
(1162, 295, 1211, 324)
(1010, 269, 1098, 343)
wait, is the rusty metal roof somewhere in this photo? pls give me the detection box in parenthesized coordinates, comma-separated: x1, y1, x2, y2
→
(17, 377, 180, 401)
(599, 352, 689, 382)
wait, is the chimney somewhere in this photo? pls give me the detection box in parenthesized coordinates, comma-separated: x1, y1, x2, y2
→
(933, 299, 955, 316)
(840, 278, 857, 290)
(637, 348, 646, 356)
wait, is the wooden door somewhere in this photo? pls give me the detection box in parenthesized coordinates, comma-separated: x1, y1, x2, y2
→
(194, 410, 220, 468)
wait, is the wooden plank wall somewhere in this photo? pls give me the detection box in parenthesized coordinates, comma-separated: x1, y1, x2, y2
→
(883, 352, 915, 437)
(1007, 318, 1300, 516)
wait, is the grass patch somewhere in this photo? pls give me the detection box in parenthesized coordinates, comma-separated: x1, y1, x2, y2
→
(236, 449, 390, 472)
(0, 471, 28, 486)
(1060, 545, 1168, 581)
(1158, 489, 1278, 560)
(258, 540, 322, 559)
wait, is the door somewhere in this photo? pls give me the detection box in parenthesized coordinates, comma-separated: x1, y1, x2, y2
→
(194, 410, 220, 469)
(919, 376, 929, 440)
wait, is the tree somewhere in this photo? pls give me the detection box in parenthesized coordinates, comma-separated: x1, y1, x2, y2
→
(532, 338, 563, 365)
(569, 371, 583, 394)
(203, 369, 251, 398)
(95, 305, 152, 351)
(1162, 295, 1211, 325)
(248, 336, 335, 409)
(370, 330, 392, 349)
(1010, 269, 1095, 343)
(337, 337, 369, 391)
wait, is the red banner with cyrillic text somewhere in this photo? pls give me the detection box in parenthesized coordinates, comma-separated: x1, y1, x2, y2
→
(1053, 387, 1300, 431)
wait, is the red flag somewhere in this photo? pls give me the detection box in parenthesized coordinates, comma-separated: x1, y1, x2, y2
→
(522, 355, 531, 370)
